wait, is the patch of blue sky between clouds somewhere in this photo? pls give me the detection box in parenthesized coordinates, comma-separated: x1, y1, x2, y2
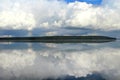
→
(64, 0, 102, 5)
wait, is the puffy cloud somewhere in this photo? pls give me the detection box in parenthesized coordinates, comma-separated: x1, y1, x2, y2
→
(0, 0, 119, 30)
(0, 1, 120, 79)
(0, 10, 35, 30)
(0, 0, 36, 30)
(65, 2, 120, 30)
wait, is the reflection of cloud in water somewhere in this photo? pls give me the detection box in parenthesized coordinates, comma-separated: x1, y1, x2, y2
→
(0, 0, 120, 80)
(0, 48, 120, 80)
(0, 50, 35, 69)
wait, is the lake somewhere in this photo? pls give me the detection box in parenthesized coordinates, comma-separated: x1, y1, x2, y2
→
(0, 28, 120, 80)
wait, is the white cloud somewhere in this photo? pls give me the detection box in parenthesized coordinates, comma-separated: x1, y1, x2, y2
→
(0, 1, 36, 30)
(0, 0, 120, 79)
(0, 0, 119, 30)
(0, 10, 35, 30)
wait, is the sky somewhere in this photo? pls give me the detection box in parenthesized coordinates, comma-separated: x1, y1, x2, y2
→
(0, 0, 119, 31)
(64, 0, 102, 5)
(0, 0, 120, 80)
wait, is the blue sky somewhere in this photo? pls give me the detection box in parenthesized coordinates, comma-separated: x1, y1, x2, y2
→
(64, 0, 102, 5)
(0, 0, 120, 80)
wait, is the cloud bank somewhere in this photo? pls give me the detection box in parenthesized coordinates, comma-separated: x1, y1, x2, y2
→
(0, 0, 120, 80)
(0, 0, 119, 30)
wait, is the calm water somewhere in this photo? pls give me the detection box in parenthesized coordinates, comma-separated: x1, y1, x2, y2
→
(0, 28, 120, 80)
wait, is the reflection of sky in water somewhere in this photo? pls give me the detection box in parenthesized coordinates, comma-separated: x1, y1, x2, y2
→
(0, 28, 120, 50)
(0, 0, 120, 79)
(0, 28, 120, 80)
